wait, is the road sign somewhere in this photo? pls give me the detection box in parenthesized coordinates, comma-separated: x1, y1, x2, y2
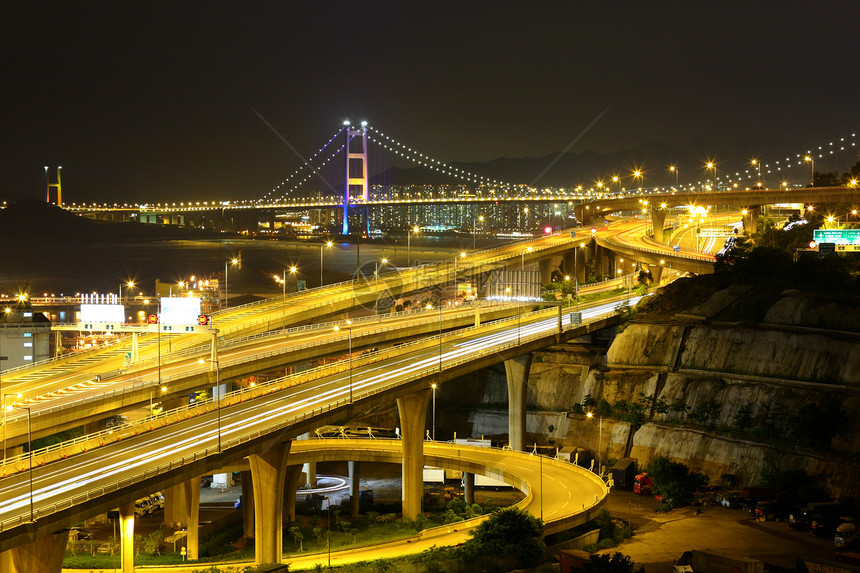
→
(147, 314, 158, 324)
(814, 229, 860, 245)
(197, 314, 209, 325)
(297, 280, 307, 291)
(819, 242, 836, 257)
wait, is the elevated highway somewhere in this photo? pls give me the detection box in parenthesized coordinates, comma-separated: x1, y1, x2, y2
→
(0, 297, 623, 562)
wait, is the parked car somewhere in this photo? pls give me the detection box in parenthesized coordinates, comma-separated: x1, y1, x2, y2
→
(134, 498, 153, 516)
(148, 492, 165, 511)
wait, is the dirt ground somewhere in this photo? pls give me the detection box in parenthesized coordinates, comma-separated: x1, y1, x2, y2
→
(602, 490, 846, 572)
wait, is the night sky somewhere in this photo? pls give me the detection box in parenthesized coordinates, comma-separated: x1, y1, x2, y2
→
(3, 1, 858, 203)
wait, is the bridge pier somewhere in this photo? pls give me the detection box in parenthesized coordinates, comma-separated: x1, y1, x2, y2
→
(120, 502, 135, 572)
(349, 460, 361, 516)
(241, 470, 255, 539)
(0, 529, 69, 573)
(249, 439, 291, 566)
(650, 208, 667, 243)
(300, 432, 317, 488)
(284, 464, 303, 523)
(396, 390, 430, 520)
(539, 258, 553, 284)
(649, 264, 664, 286)
(463, 472, 475, 505)
(163, 477, 200, 559)
(505, 354, 533, 451)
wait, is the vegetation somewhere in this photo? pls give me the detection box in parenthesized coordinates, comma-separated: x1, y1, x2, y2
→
(646, 456, 708, 510)
(582, 552, 646, 573)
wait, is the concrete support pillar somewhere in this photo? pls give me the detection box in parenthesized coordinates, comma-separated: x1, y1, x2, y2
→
(538, 259, 552, 284)
(131, 331, 139, 362)
(299, 433, 317, 488)
(396, 390, 430, 520)
(162, 478, 200, 559)
(120, 502, 135, 573)
(249, 440, 291, 566)
(349, 461, 361, 516)
(505, 354, 533, 451)
(650, 265, 664, 286)
(0, 530, 69, 573)
(241, 470, 255, 539)
(650, 209, 667, 243)
(284, 465, 303, 523)
(463, 472, 475, 506)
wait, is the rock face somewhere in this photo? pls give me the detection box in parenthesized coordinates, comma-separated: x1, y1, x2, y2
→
(447, 277, 860, 498)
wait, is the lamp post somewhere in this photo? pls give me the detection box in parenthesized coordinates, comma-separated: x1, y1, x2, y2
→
(334, 321, 353, 402)
(751, 159, 762, 188)
(431, 383, 437, 440)
(706, 162, 717, 191)
(320, 241, 333, 287)
(2, 392, 22, 464)
(325, 495, 332, 567)
(224, 258, 238, 309)
(473, 215, 484, 250)
(804, 155, 815, 186)
(118, 281, 134, 306)
(149, 385, 167, 417)
(407, 225, 419, 268)
(586, 411, 602, 476)
(632, 170, 643, 192)
(669, 165, 679, 187)
(375, 258, 388, 284)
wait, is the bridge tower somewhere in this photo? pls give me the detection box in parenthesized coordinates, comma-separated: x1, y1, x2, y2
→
(342, 121, 369, 235)
(44, 166, 62, 206)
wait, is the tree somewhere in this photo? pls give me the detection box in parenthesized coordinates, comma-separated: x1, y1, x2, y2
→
(647, 456, 708, 509)
(583, 552, 646, 573)
(289, 526, 304, 552)
(795, 397, 847, 448)
(460, 507, 545, 568)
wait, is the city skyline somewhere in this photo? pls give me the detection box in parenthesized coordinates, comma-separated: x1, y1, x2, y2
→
(2, 1, 857, 204)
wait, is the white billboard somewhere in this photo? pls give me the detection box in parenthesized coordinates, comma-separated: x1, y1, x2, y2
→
(80, 304, 125, 324)
(160, 297, 201, 326)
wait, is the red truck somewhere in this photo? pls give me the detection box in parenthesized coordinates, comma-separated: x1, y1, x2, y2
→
(634, 472, 653, 495)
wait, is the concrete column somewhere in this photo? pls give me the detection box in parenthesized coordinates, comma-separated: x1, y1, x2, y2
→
(505, 354, 533, 451)
(396, 390, 430, 520)
(299, 432, 317, 488)
(284, 465, 303, 523)
(241, 470, 255, 539)
(463, 472, 475, 506)
(249, 440, 292, 566)
(349, 461, 361, 516)
(120, 502, 135, 573)
(538, 259, 552, 284)
(0, 530, 69, 573)
(162, 478, 200, 559)
(650, 209, 667, 243)
(650, 265, 664, 286)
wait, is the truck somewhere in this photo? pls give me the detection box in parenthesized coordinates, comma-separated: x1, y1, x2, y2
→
(689, 550, 764, 573)
(633, 472, 652, 495)
(610, 458, 637, 489)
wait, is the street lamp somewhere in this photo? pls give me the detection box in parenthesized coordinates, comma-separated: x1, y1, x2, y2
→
(375, 258, 388, 284)
(706, 162, 716, 191)
(224, 258, 239, 309)
(118, 281, 134, 306)
(325, 495, 332, 567)
(632, 170, 643, 191)
(431, 383, 437, 440)
(199, 356, 223, 452)
(2, 392, 22, 464)
(407, 225, 419, 268)
(586, 411, 603, 476)
(804, 155, 815, 186)
(320, 241, 334, 287)
(751, 159, 762, 188)
(669, 165, 679, 187)
(333, 320, 353, 402)
(473, 215, 484, 250)
(149, 385, 167, 417)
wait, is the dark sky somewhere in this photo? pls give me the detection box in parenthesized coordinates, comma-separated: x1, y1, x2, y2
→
(3, 1, 858, 203)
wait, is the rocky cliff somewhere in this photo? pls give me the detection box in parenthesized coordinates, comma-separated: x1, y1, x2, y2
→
(436, 275, 860, 499)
